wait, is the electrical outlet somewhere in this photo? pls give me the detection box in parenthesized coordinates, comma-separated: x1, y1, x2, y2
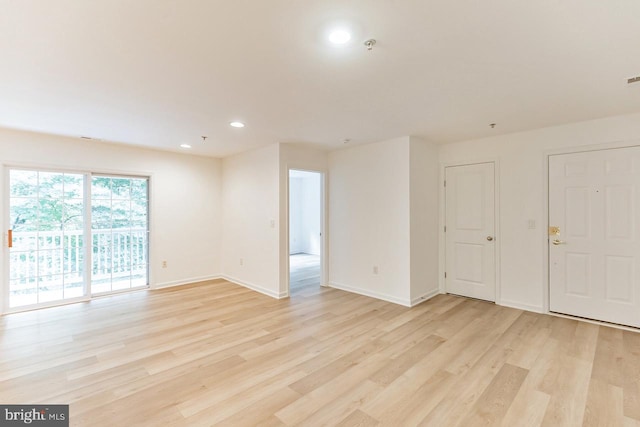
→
(162, 261, 167, 268)
(373, 265, 378, 275)
(270, 220, 275, 228)
(527, 219, 536, 229)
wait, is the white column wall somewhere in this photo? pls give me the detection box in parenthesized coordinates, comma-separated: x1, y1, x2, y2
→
(328, 137, 412, 305)
(221, 144, 281, 297)
(409, 137, 441, 304)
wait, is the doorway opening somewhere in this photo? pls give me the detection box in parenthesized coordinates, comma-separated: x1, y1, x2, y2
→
(288, 169, 323, 295)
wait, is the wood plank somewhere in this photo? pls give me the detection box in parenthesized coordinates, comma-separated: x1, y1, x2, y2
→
(459, 363, 528, 425)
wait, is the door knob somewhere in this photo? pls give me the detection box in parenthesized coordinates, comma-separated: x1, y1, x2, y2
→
(552, 239, 566, 245)
(486, 236, 494, 241)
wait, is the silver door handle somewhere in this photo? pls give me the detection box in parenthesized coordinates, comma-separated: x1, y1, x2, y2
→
(552, 239, 566, 245)
(486, 236, 494, 241)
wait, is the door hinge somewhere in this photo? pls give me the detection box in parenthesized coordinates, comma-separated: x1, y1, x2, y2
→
(444, 180, 446, 187)
(444, 225, 446, 232)
(444, 272, 447, 278)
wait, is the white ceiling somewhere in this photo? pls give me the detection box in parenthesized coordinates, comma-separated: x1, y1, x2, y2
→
(1, 0, 640, 158)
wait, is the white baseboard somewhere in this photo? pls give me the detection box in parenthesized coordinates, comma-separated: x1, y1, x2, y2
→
(410, 288, 441, 307)
(498, 299, 544, 313)
(221, 275, 288, 299)
(328, 281, 411, 307)
(153, 274, 223, 290)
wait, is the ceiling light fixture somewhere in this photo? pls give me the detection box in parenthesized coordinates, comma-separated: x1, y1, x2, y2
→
(180, 143, 192, 149)
(329, 30, 351, 45)
(230, 121, 245, 128)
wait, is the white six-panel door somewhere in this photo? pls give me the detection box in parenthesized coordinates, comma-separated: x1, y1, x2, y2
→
(549, 147, 640, 327)
(445, 163, 496, 302)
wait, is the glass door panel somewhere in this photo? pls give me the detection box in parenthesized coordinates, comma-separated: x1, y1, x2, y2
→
(8, 169, 86, 309)
(91, 176, 148, 294)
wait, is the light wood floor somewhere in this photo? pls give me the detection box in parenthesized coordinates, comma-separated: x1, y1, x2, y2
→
(1, 280, 639, 426)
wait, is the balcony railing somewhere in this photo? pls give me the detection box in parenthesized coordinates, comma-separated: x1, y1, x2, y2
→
(9, 228, 148, 300)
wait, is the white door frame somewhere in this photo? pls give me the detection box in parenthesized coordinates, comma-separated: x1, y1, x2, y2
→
(544, 140, 640, 315)
(2, 165, 92, 314)
(439, 159, 501, 302)
(286, 168, 328, 296)
(2, 163, 153, 315)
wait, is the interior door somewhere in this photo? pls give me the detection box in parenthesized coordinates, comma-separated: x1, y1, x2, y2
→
(445, 162, 496, 302)
(549, 147, 640, 327)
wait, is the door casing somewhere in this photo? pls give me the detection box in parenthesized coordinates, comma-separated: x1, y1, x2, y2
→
(546, 143, 640, 327)
(286, 168, 328, 297)
(544, 140, 640, 315)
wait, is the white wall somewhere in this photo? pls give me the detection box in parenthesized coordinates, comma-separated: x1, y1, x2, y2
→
(222, 143, 282, 297)
(11, 110, 639, 313)
(439, 111, 640, 312)
(328, 137, 412, 305)
(0, 127, 222, 311)
(409, 137, 440, 304)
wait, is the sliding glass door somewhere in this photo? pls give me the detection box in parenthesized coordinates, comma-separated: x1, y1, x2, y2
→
(7, 169, 87, 309)
(5, 168, 149, 312)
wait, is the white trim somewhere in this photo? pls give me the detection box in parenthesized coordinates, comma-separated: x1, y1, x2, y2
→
(498, 298, 544, 314)
(2, 161, 154, 179)
(328, 281, 411, 307)
(2, 296, 91, 315)
(544, 138, 640, 157)
(410, 288, 441, 307)
(153, 274, 223, 290)
(285, 167, 328, 296)
(222, 275, 287, 299)
(1, 166, 7, 315)
(549, 311, 640, 333)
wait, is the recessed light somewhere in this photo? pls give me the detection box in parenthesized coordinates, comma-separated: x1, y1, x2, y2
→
(329, 30, 351, 45)
(180, 144, 192, 149)
(230, 121, 245, 128)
